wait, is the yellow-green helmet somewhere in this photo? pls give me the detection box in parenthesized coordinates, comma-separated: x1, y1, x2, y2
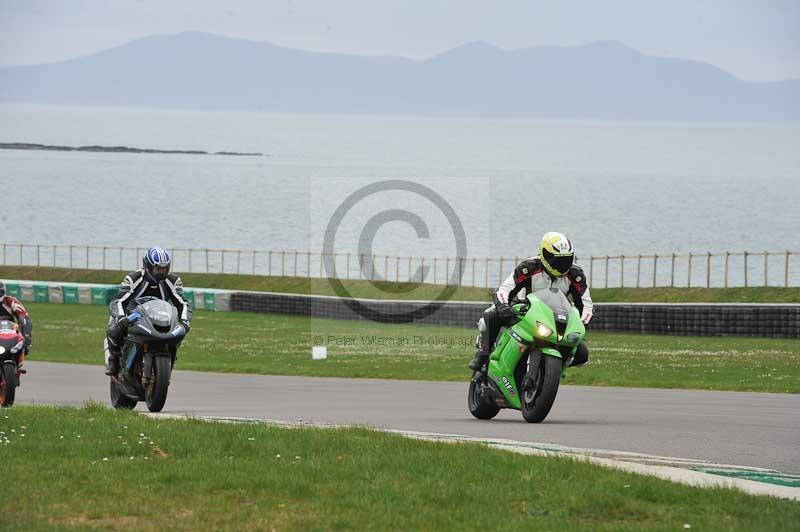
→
(539, 232, 574, 277)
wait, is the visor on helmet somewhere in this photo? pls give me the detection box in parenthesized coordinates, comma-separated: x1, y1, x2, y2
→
(150, 264, 170, 281)
(542, 249, 574, 276)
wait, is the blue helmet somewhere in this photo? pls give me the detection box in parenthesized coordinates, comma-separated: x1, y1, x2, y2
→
(143, 247, 171, 282)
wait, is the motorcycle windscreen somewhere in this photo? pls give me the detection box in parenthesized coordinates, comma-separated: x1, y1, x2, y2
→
(141, 300, 175, 327)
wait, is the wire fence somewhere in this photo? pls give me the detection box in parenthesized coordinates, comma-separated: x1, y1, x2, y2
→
(1, 243, 798, 289)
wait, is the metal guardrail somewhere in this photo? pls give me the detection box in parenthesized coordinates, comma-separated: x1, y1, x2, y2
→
(0, 243, 797, 288)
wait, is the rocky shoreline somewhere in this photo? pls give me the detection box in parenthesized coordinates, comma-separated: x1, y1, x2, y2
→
(0, 142, 264, 156)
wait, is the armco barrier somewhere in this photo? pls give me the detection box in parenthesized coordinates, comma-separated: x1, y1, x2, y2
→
(4, 279, 797, 337)
(228, 292, 800, 338)
(2, 280, 230, 311)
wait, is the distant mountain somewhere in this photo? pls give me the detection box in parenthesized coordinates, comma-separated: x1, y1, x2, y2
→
(1, 31, 797, 121)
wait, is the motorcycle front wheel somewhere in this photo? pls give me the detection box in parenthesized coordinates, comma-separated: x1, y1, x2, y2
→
(0, 363, 17, 407)
(520, 351, 561, 423)
(145, 356, 171, 412)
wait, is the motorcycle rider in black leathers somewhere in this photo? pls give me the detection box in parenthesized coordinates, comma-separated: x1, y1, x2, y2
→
(469, 232, 594, 371)
(104, 247, 191, 376)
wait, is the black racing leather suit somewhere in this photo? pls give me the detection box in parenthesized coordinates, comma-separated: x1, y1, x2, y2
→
(106, 269, 192, 356)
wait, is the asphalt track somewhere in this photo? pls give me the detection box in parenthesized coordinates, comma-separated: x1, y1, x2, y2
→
(15, 361, 800, 474)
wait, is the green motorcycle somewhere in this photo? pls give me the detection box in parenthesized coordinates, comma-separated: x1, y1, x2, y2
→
(468, 287, 586, 423)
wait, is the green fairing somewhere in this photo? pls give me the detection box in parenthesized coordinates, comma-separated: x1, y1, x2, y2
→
(487, 290, 586, 410)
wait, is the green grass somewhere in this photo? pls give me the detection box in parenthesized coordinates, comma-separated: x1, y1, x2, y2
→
(26, 302, 800, 393)
(3, 265, 800, 302)
(2, 404, 798, 531)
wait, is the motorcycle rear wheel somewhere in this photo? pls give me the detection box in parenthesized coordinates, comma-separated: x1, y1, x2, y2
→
(0, 363, 16, 407)
(110, 378, 137, 410)
(145, 356, 171, 413)
(468, 374, 500, 420)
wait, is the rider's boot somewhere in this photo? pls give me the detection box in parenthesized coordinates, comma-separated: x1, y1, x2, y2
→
(468, 349, 489, 371)
(104, 338, 121, 376)
(568, 341, 590, 367)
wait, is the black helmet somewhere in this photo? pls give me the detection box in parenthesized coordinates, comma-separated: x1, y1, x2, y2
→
(0, 281, 5, 298)
(143, 247, 172, 282)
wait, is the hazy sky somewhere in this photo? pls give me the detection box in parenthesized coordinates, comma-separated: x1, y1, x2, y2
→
(1, 0, 798, 81)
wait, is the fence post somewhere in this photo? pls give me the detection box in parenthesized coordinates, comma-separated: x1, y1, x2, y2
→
(724, 251, 729, 288)
(744, 251, 749, 287)
(395, 256, 400, 282)
(445, 257, 450, 285)
(384, 255, 389, 280)
(620, 255, 625, 288)
(420, 257, 425, 283)
(472, 257, 476, 287)
(498, 257, 504, 286)
(235, 250, 240, 274)
(407, 256, 412, 282)
(280, 251, 285, 276)
(589, 256, 594, 286)
(36, 244, 40, 266)
(459, 257, 465, 286)
(687, 253, 692, 288)
(293, 251, 297, 277)
(785, 250, 790, 288)
(652, 254, 658, 287)
(221, 250, 226, 273)
(764, 251, 768, 287)
(309, 252, 313, 279)
(433, 258, 438, 284)
(102, 246, 107, 270)
(85, 246, 89, 268)
(706, 252, 711, 288)
(69, 245, 74, 268)
(2, 243, 5, 265)
(636, 254, 641, 288)
(345, 253, 350, 280)
(484, 258, 489, 288)
(670, 253, 675, 287)
(320, 253, 324, 278)
(56, 245, 59, 267)
(604, 255, 609, 288)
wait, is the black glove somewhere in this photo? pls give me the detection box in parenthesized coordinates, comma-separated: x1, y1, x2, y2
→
(180, 320, 191, 333)
(24, 335, 32, 349)
(496, 303, 516, 322)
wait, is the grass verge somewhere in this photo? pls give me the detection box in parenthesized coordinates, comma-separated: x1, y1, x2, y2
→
(2, 265, 799, 303)
(26, 302, 800, 393)
(1, 404, 798, 530)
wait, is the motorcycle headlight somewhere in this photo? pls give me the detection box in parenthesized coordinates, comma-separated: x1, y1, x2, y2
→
(536, 322, 553, 338)
(10, 340, 24, 354)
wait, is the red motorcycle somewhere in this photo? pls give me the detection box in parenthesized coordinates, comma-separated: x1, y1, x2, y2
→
(0, 320, 27, 407)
